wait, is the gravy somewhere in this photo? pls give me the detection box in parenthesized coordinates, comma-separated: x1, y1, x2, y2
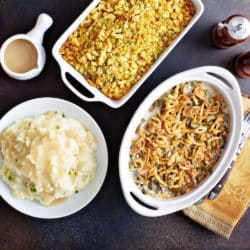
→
(4, 39, 38, 73)
(49, 197, 68, 206)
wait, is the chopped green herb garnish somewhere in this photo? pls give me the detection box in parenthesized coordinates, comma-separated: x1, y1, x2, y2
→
(75, 190, 78, 194)
(30, 187, 36, 192)
(62, 113, 65, 118)
(69, 169, 77, 176)
(56, 125, 60, 130)
(8, 175, 12, 181)
(30, 184, 36, 193)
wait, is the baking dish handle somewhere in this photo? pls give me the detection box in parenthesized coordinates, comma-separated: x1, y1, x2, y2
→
(194, 66, 239, 92)
(124, 191, 164, 217)
(61, 69, 99, 102)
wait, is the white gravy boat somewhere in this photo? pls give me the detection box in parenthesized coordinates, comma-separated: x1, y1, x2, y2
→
(0, 13, 53, 80)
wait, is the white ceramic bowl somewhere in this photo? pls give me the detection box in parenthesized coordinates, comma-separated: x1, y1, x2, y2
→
(52, 0, 204, 108)
(0, 98, 108, 219)
(119, 66, 243, 217)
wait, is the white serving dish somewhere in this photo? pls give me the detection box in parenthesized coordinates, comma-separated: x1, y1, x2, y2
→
(0, 13, 53, 80)
(119, 66, 243, 217)
(52, 0, 204, 108)
(0, 98, 108, 219)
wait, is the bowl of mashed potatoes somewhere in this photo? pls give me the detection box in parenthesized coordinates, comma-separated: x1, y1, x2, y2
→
(0, 98, 108, 218)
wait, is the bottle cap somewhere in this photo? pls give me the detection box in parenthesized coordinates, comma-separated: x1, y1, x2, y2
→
(226, 16, 250, 40)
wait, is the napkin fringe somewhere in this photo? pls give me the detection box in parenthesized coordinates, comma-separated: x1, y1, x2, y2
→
(184, 206, 233, 239)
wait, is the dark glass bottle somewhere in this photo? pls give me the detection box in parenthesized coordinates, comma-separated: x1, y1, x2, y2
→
(234, 51, 250, 79)
(211, 15, 250, 48)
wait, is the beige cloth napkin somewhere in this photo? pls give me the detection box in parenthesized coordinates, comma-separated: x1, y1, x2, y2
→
(183, 95, 250, 239)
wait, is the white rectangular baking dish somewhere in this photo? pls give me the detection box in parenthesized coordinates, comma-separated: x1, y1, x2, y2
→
(52, 0, 204, 108)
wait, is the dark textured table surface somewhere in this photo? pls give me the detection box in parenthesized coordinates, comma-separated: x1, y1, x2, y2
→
(0, 0, 250, 249)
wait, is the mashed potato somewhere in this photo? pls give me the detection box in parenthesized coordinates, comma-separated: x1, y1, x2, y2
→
(0, 111, 97, 206)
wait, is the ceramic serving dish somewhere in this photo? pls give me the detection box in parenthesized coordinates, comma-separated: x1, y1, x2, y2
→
(119, 66, 243, 217)
(0, 98, 108, 219)
(52, 0, 204, 108)
(0, 13, 53, 80)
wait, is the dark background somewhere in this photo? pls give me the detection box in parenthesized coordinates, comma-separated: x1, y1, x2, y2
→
(0, 0, 250, 249)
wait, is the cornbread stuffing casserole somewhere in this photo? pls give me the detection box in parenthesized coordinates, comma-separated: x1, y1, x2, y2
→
(129, 82, 229, 198)
(60, 0, 195, 99)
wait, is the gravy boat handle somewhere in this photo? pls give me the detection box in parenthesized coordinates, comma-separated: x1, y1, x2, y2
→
(27, 13, 53, 45)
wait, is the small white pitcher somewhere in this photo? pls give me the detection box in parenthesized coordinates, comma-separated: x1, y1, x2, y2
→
(0, 13, 53, 80)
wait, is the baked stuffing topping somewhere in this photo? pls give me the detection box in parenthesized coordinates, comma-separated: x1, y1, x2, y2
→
(60, 0, 195, 100)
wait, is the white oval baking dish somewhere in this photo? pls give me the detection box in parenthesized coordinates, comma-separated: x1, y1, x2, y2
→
(52, 0, 204, 108)
(119, 66, 243, 217)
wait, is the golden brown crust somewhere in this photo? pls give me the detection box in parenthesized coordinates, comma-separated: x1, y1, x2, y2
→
(60, 0, 195, 100)
(130, 82, 229, 198)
